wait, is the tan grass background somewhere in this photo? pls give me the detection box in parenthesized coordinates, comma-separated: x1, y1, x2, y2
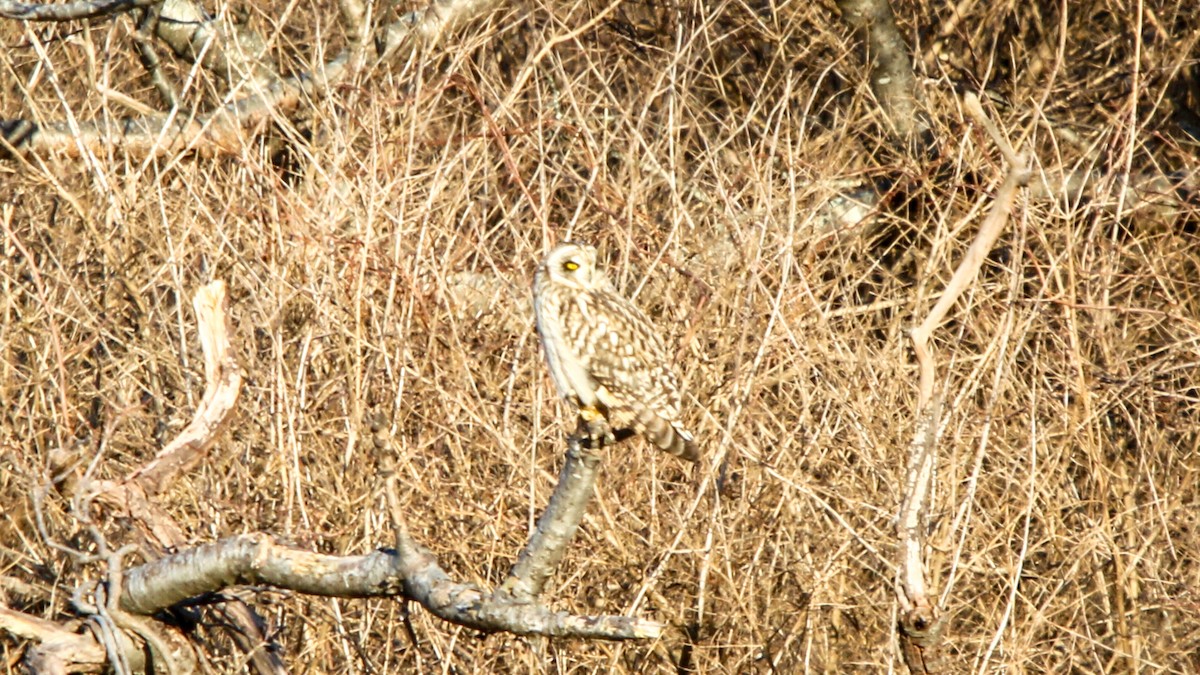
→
(2, 0, 1200, 671)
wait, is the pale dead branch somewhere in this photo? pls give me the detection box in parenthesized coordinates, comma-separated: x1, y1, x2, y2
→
(898, 92, 1031, 672)
(910, 95, 1030, 409)
(124, 281, 242, 496)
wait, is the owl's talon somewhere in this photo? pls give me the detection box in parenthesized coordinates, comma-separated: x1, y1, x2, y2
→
(599, 425, 616, 448)
(575, 406, 613, 448)
(575, 415, 615, 450)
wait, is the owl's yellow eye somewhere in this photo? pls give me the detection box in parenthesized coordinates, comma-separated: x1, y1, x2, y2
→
(563, 260, 580, 272)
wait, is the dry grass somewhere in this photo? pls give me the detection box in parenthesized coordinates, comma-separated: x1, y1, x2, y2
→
(2, 0, 1200, 672)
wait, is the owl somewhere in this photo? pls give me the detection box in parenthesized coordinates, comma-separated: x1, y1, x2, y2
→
(532, 242, 699, 462)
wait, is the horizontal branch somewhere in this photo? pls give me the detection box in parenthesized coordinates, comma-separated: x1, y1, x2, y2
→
(120, 532, 663, 640)
(0, 603, 111, 673)
(0, 96, 263, 159)
(0, 0, 158, 21)
(1, 0, 499, 160)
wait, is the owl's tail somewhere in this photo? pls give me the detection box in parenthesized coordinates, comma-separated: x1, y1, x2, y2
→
(639, 411, 700, 463)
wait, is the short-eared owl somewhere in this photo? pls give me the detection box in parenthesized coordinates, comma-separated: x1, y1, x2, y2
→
(533, 242, 698, 462)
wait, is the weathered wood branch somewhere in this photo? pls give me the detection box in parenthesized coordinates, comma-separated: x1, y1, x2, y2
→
(899, 93, 1031, 673)
(4, 519, 661, 673)
(116, 532, 662, 640)
(124, 281, 242, 496)
(0, 0, 499, 159)
(499, 435, 603, 602)
(835, 0, 930, 148)
(911, 94, 1029, 409)
(0, 0, 158, 21)
(0, 604, 108, 672)
(151, 0, 280, 89)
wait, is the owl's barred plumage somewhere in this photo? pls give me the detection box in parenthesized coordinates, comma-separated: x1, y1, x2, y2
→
(533, 242, 699, 462)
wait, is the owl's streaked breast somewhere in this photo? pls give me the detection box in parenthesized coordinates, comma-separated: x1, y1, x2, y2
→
(534, 282, 598, 408)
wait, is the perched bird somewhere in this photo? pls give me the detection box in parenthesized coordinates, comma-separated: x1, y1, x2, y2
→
(532, 242, 699, 462)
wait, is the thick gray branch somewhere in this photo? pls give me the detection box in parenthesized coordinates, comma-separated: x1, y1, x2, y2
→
(0, 81, 290, 159)
(0, 0, 158, 21)
(119, 532, 662, 640)
(499, 438, 602, 601)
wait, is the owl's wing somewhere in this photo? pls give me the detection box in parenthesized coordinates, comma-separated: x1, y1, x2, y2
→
(583, 291, 677, 412)
(581, 292, 698, 460)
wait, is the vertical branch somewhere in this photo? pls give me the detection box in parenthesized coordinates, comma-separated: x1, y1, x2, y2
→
(835, 0, 929, 147)
(909, 94, 1029, 410)
(498, 436, 603, 602)
(133, 4, 178, 108)
(338, 0, 370, 76)
(899, 93, 1030, 672)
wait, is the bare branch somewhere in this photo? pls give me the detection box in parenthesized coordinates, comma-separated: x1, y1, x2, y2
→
(381, 417, 661, 639)
(0, 0, 159, 21)
(0, 103, 243, 159)
(73, 280, 282, 674)
(900, 93, 1030, 672)
(152, 0, 280, 89)
(375, 0, 499, 61)
(964, 92, 1019, 167)
(910, 95, 1031, 409)
(1027, 167, 1200, 212)
(835, 0, 929, 147)
(117, 533, 663, 640)
(2, 602, 137, 674)
(0, 604, 103, 661)
(895, 397, 944, 672)
(498, 436, 603, 601)
(125, 281, 242, 496)
(132, 3, 179, 107)
(0, 0, 499, 159)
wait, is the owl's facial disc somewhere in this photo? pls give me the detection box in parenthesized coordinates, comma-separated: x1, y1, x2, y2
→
(547, 243, 597, 289)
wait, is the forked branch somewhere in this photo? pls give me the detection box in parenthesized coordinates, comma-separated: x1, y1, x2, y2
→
(110, 532, 660, 640)
(8, 280, 662, 672)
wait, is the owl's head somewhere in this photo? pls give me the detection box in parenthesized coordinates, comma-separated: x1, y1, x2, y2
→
(541, 242, 601, 289)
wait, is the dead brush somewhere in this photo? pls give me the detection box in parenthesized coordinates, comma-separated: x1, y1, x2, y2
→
(2, 0, 1200, 672)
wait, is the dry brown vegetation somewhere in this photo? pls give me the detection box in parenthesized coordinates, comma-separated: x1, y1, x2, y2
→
(3, 0, 1200, 671)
